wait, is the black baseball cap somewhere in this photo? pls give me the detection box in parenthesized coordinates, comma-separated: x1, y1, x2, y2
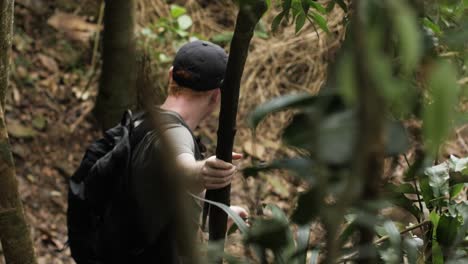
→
(172, 40, 228, 91)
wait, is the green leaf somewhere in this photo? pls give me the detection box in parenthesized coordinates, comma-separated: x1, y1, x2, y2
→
(248, 93, 315, 128)
(403, 237, 421, 264)
(308, 12, 329, 33)
(242, 158, 314, 181)
(308, 0, 326, 14)
(425, 159, 450, 198)
(335, 0, 347, 12)
(292, 188, 321, 225)
(317, 110, 356, 164)
(190, 194, 248, 234)
(325, 1, 335, 13)
(420, 177, 435, 210)
(337, 53, 357, 105)
(432, 240, 444, 264)
(387, 0, 422, 73)
(272, 12, 285, 32)
(450, 183, 465, 198)
(170, 4, 187, 18)
(423, 17, 442, 35)
(295, 12, 306, 33)
(436, 214, 461, 248)
(296, 225, 310, 264)
(245, 218, 289, 251)
(390, 193, 422, 221)
(387, 183, 417, 194)
(423, 61, 460, 156)
(211, 32, 234, 45)
(385, 121, 410, 156)
(177, 15, 193, 30)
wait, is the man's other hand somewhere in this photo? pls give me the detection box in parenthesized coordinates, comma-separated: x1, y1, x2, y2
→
(200, 153, 243, 190)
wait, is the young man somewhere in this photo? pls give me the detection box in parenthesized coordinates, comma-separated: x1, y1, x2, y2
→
(126, 40, 246, 263)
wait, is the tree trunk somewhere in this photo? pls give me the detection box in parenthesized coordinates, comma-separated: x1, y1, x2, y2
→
(352, 1, 386, 263)
(0, 1, 37, 263)
(94, 0, 137, 130)
(206, 0, 267, 251)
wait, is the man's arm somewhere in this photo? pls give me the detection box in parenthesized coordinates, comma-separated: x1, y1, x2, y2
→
(176, 153, 242, 193)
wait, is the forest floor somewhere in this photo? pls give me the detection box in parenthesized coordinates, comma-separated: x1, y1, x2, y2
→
(1, 1, 467, 264)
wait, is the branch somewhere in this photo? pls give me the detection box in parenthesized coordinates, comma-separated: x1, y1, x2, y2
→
(337, 220, 431, 263)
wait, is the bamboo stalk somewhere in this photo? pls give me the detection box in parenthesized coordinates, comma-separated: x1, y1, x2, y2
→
(206, 0, 267, 255)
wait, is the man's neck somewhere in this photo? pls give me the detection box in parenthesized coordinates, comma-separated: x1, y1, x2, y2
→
(160, 96, 205, 130)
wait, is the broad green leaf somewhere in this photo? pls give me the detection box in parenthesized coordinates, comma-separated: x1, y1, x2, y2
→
(448, 155, 468, 173)
(265, 204, 296, 261)
(436, 214, 461, 248)
(390, 193, 422, 221)
(177, 15, 193, 30)
(245, 218, 289, 251)
(450, 183, 465, 198)
(420, 177, 435, 210)
(295, 12, 306, 33)
(423, 61, 460, 156)
(292, 189, 321, 224)
(432, 241, 444, 264)
(283, 111, 316, 151)
(385, 121, 410, 156)
(190, 193, 248, 234)
(248, 93, 315, 128)
(403, 237, 421, 264)
(317, 110, 356, 164)
(425, 159, 451, 198)
(387, 0, 422, 73)
(170, 4, 187, 18)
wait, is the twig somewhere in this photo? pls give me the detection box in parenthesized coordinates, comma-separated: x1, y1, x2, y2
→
(404, 154, 424, 224)
(69, 102, 94, 133)
(83, 1, 105, 92)
(337, 220, 431, 263)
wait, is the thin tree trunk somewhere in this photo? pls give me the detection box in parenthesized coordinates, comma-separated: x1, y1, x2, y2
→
(352, 1, 386, 263)
(206, 0, 267, 251)
(94, 0, 137, 130)
(0, 1, 37, 263)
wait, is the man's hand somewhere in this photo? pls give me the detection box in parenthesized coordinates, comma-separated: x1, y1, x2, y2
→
(199, 153, 242, 190)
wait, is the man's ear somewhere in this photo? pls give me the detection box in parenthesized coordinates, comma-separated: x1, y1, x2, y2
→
(211, 88, 221, 103)
(169, 66, 174, 79)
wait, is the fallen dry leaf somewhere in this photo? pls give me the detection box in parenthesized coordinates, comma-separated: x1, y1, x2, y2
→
(38, 54, 59, 73)
(243, 140, 266, 160)
(7, 121, 37, 139)
(47, 12, 101, 43)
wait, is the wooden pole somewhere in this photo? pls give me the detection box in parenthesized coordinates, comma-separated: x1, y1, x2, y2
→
(206, 0, 267, 247)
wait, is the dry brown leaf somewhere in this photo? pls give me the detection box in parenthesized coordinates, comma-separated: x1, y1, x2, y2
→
(47, 12, 101, 43)
(38, 54, 59, 73)
(243, 140, 266, 160)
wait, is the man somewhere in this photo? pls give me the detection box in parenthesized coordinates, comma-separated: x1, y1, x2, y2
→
(126, 40, 246, 263)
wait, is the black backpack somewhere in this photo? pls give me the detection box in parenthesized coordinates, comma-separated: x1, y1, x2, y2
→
(67, 110, 203, 264)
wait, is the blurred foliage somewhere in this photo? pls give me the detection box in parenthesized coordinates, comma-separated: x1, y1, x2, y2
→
(202, 0, 468, 263)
